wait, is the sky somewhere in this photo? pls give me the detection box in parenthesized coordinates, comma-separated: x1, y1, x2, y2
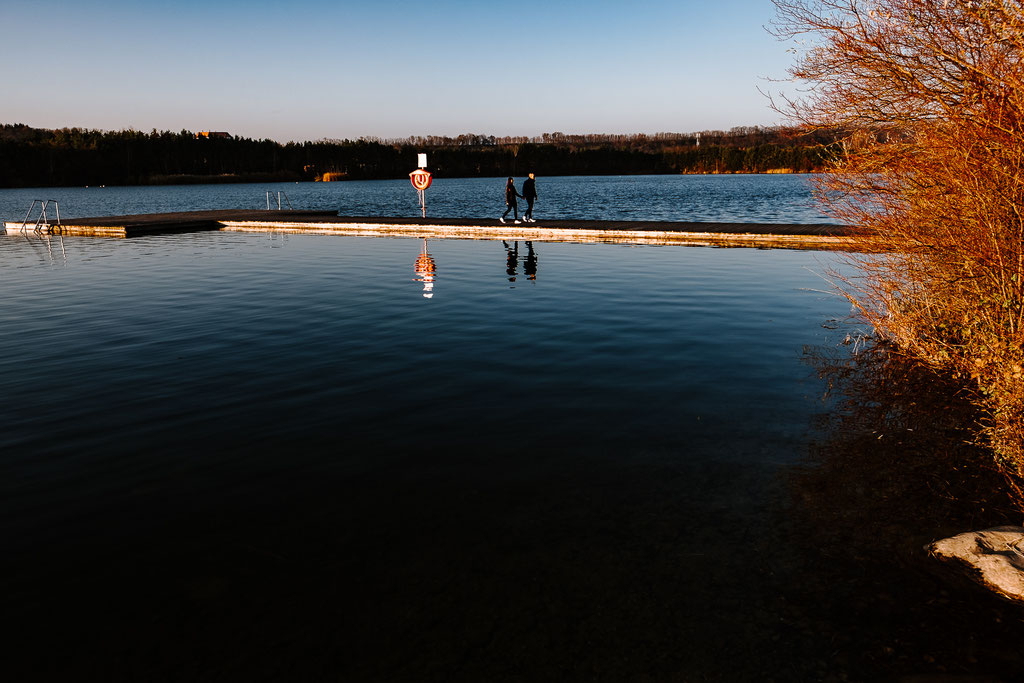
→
(1, 0, 796, 142)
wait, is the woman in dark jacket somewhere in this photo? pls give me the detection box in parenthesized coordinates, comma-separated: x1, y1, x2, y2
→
(500, 177, 522, 223)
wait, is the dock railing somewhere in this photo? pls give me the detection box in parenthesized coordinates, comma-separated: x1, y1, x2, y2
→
(266, 191, 294, 210)
(18, 200, 62, 233)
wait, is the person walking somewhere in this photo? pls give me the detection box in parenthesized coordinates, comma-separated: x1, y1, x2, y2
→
(522, 172, 538, 222)
(500, 177, 522, 224)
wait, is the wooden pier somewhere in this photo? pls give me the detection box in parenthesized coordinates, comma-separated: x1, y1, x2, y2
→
(2, 210, 338, 238)
(3, 210, 855, 249)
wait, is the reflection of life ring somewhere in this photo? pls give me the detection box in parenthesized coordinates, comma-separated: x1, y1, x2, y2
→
(414, 240, 436, 298)
(410, 169, 432, 191)
(414, 252, 436, 275)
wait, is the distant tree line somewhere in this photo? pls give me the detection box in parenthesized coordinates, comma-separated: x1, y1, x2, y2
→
(0, 123, 841, 188)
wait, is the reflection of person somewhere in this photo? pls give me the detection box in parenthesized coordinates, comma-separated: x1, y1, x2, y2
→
(500, 177, 522, 224)
(503, 240, 518, 282)
(414, 238, 436, 298)
(522, 173, 538, 222)
(524, 240, 537, 280)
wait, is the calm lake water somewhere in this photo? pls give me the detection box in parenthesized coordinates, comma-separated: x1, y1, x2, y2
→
(0, 173, 832, 224)
(3, 178, 1022, 681)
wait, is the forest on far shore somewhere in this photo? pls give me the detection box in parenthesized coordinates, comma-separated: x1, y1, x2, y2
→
(0, 124, 841, 188)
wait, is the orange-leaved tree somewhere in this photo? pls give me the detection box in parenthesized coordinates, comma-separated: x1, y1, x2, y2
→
(771, 0, 1024, 495)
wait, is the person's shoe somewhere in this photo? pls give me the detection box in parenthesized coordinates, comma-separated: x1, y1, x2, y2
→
(499, 217, 505, 223)
(514, 220, 521, 224)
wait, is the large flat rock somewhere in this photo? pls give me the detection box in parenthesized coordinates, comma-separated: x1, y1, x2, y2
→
(929, 526, 1024, 603)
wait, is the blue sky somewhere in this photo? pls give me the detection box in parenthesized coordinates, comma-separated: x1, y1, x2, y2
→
(1, 0, 794, 141)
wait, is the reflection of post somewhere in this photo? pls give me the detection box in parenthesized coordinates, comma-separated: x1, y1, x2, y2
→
(414, 238, 436, 298)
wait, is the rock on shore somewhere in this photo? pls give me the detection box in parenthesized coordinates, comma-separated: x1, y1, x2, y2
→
(929, 526, 1024, 603)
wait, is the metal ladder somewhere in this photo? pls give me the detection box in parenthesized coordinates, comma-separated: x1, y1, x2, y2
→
(18, 199, 62, 233)
(266, 191, 294, 210)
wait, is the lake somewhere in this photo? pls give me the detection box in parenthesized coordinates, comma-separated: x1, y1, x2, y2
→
(0, 173, 832, 224)
(3, 177, 1021, 681)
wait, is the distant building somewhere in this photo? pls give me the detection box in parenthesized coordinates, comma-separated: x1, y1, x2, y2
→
(195, 131, 231, 139)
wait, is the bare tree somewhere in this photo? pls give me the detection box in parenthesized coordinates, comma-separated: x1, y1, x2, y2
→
(772, 0, 1024, 492)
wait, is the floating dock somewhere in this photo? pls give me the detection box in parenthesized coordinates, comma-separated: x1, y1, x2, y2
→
(3, 210, 855, 249)
(2, 210, 337, 238)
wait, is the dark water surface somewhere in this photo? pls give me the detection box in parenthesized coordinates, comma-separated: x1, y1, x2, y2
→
(3, 229, 1022, 681)
(0, 173, 832, 224)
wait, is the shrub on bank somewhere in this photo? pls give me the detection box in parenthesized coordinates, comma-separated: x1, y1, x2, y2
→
(773, 0, 1024, 501)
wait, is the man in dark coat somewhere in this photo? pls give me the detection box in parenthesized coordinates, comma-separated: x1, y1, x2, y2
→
(522, 173, 538, 222)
